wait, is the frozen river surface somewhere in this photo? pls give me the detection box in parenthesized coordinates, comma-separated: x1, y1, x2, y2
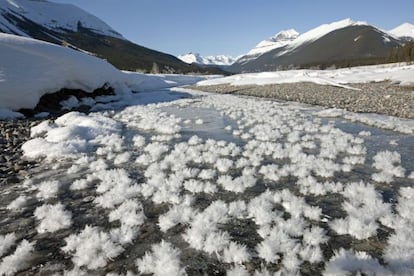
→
(0, 88, 413, 275)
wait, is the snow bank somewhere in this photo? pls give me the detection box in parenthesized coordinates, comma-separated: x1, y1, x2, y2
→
(22, 112, 123, 160)
(316, 108, 414, 134)
(197, 63, 414, 88)
(122, 72, 208, 92)
(0, 33, 208, 114)
(0, 33, 127, 110)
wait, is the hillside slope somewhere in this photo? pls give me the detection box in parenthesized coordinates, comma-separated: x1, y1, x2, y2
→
(0, 0, 221, 74)
(231, 19, 403, 72)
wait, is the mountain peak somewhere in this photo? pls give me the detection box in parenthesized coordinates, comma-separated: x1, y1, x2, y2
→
(245, 29, 299, 58)
(393, 22, 414, 28)
(291, 18, 367, 46)
(178, 53, 236, 66)
(243, 19, 366, 60)
(268, 29, 300, 42)
(389, 22, 414, 39)
(0, 0, 223, 73)
(231, 18, 402, 73)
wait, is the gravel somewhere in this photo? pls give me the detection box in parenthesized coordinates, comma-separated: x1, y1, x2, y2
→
(0, 120, 38, 186)
(192, 82, 414, 119)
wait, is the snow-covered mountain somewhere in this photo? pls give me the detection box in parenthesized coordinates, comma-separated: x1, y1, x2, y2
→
(0, 0, 123, 39)
(389, 23, 414, 41)
(231, 18, 403, 73)
(0, 0, 222, 74)
(178, 53, 236, 66)
(239, 29, 299, 63)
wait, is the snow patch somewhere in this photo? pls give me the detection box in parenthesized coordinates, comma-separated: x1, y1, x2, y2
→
(198, 63, 414, 88)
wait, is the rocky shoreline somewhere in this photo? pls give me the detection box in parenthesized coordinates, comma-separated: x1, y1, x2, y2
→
(0, 120, 38, 186)
(1, 86, 116, 186)
(191, 82, 414, 119)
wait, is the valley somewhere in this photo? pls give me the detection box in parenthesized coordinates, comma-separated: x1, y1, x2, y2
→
(0, 0, 413, 275)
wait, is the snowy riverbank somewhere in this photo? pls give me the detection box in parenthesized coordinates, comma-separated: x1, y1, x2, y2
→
(0, 33, 209, 118)
(194, 81, 414, 120)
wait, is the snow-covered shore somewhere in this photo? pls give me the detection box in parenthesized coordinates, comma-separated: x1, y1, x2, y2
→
(197, 63, 414, 87)
(0, 33, 207, 117)
(193, 81, 414, 120)
(2, 32, 414, 122)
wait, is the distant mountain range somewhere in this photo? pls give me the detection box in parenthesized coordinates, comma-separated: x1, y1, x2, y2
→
(178, 53, 236, 67)
(179, 20, 414, 73)
(1, 1, 413, 74)
(229, 19, 414, 73)
(0, 0, 223, 74)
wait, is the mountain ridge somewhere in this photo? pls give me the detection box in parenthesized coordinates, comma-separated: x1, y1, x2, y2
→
(230, 19, 404, 73)
(0, 0, 223, 74)
(0, 0, 123, 39)
(178, 53, 236, 66)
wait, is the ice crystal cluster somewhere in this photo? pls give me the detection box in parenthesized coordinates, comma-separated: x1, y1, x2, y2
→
(1, 91, 412, 274)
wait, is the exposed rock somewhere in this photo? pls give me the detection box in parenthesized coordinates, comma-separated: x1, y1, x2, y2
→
(18, 84, 115, 117)
(0, 119, 37, 185)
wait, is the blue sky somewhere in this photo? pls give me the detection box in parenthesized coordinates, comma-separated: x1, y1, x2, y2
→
(51, 0, 414, 57)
